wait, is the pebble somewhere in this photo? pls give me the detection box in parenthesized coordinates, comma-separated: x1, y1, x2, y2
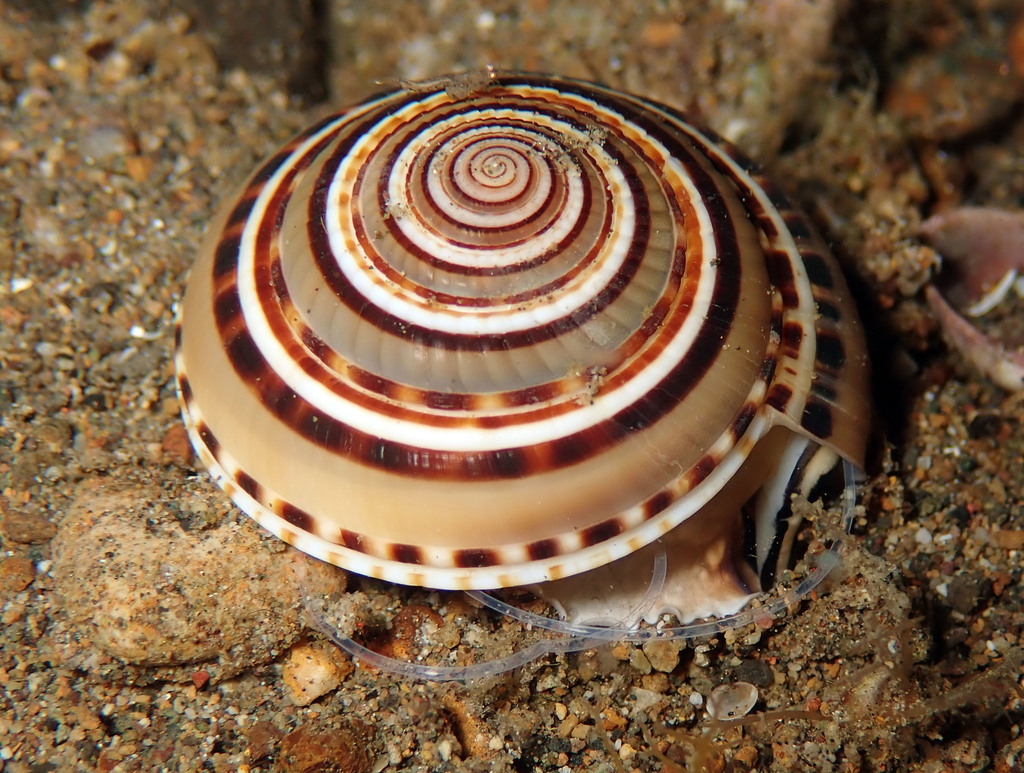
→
(371, 603, 442, 661)
(990, 529, 1024, 550)
(628, 647, 652, 674)
(277, 720, 372, 773)
(945, 574, 989, 615)
(640, 672, 670, 693)
(642, 639, 682, 673)
(569, 721, 591, 741)
(439, 740, 458, 763)
(2, 602, 26, 625)
(557, 714, 579, 738)
(79, 125, 131, 163)
(631, 687, 664, 713)
(0, 557, 35, 597)
(733, 745, 759, 768)
(125, 154, 154, 183)
(281, 641, 352, 706)
(246, 720, 284, 762)
(733, 658, 775, 688)
(50, 479, 347, 670)
(0, 499, 57, 544)
(609, 643, 630, 661)
(159, 424, 193, 466)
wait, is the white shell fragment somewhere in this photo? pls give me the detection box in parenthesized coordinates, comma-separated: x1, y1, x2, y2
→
(176, 71, 870, 630)
(706, 681, 759, 721)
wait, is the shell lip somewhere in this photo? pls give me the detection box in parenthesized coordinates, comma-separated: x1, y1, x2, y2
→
(177, 381, 774, 591)
(298, 459, 859, 681)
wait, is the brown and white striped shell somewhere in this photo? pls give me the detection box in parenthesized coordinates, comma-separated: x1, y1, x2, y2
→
(175, 72, 870, 625)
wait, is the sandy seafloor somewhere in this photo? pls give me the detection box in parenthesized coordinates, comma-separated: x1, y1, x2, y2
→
(2, 1, 1024, 771)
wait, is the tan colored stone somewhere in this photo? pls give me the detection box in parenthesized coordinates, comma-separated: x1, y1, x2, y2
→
(278, 719, 372, 773)
(282, 641, 352, 706)
(642, 639, 682, 673)
(51, 479, 347, 670)
(0, 556, 35, 597)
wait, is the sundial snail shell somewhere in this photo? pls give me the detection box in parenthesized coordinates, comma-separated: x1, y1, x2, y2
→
(175, 71, 870, 628)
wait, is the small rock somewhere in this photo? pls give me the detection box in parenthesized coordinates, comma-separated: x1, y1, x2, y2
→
(733, 744, 759, 769)
(24, 209, 67, 253)
(371, 603, 442, 661)
(278, 719, 373, 773)
(733, 658, 774, 688)
(0, 556, 35, 597)
(79, 125, 131, 163)
(282, 641, 352, 706)
(246, 720, 284, 762)
(641, 672, 670, 693)
(0, 498, 57, 544)
(160, 424, 193, 466)
(991, 530, 1024, 551)
(569, 721, 592, 741)
(35, 416, 73, 452)
(191, 669, 210, 690)
(125, 154, 154, 183)
(642, 639, 682, 673)
(609, 643, 631, 661)
(946, 573, 991, 615)
(2, 602, 26, 624)
(557, 714, 579, 738)
(968, 413, 1004, 439)
(50, 479, 347, 671)
(628, 647, 652, 674)
(632, 686, 665, 712)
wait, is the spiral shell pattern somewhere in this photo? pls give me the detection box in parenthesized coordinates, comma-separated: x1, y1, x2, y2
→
(175, 73, 870, 596)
